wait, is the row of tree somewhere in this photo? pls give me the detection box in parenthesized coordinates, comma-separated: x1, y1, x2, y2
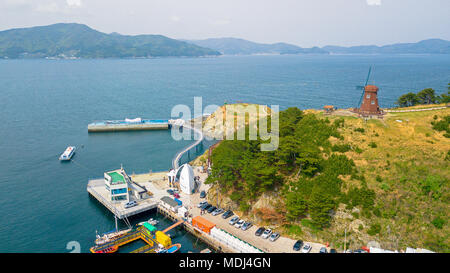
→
(396, 84, 450, 107)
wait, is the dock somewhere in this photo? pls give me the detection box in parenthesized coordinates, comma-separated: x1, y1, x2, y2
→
(88, 119, 169, 132)
(87, 178, 158, 219)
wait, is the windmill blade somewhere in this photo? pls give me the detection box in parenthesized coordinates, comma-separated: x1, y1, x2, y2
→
(365, 66, 372, 86)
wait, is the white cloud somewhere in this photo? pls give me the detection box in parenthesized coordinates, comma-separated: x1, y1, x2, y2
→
(366, 0, 381, 6)
(35, 2, 60, 13)
(67, 0, 82, 7)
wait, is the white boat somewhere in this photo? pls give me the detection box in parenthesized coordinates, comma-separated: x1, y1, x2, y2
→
(59, 146, 76, 161)
(137, 218, 159, 226)
(95, 228, 132, 245)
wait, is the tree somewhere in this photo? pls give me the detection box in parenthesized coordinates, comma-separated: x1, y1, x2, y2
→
(285, 192, 308, 221)
(416, 88, 437, 104)
(396, 92, 418, 107)
(309, 187, 335, 228)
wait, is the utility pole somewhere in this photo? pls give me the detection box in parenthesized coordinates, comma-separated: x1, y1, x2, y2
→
(344, 228, 347, 253)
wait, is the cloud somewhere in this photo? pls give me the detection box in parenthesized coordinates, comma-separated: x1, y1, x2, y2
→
(366, 0, 381, 6)
(67, 0, 82, 7)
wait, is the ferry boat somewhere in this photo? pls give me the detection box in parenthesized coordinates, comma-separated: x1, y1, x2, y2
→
(59, 146, 75, 161)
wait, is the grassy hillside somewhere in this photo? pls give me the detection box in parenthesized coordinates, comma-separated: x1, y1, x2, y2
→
(0, 23, 221, 59)
(204, 104, 449, 252)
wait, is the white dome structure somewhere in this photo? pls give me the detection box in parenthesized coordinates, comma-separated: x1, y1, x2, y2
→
(176, 164, 195, 194)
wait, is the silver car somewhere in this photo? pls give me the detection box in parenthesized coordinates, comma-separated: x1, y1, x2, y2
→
(261, 229, 272, 239)
(212, 208, 224, 216)
(229, 216, 239, 225)
(269, 232, 280, 242)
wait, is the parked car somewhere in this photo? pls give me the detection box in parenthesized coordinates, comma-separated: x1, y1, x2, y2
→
(222, 210, 234, 219)
(200, 190, 206, 198)
(201, 203, 211, 211)
(255, 227, 265, 236)
(293, 240, 303, 251)
(166, 189, 174, 195)
(319, 247, 328, 253)
(207, 206, 217, 213)
(345, 249, 353, 253)
(269, 233, 280, 242)
(229, 216, 239, 225)
(301, 244, 312, 253)
(124, 201, 137, 209)
(329, 249, 338, 253)
(241, 222, 253, 231)
(197, 201, 208, 208)
(212, 208, 224, 216)
(173, 193, 180, 199)
(353, 249, 368, 253)
(234, 220, 245, 229)
(261, 229, 272, 239)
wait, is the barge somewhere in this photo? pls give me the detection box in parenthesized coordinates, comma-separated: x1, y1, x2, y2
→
(59, 146, 75, 161)
(88, 118, 169, 132)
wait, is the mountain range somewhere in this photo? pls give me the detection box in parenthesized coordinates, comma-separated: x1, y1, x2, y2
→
(0, 23, 220, 59)
(0, 23, 449, 59)
(184, 37, 328, 55)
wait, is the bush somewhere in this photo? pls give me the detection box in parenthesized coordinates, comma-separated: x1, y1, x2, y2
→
(332, 144, 351, 153)
(368, 142, 377, 148)
(431, 216, 446, 229)
(354, 147, 363, 154)
(376, 175, 383, 182)
(367, 223, 381, 236)
(354, 127, 365, 133)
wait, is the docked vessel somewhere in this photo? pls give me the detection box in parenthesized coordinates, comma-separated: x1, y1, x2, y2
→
(92, 245, 118, 254)
(88, 118, 169, 132)
(166, 243, 181, 253)
(95, 228, 132, 245)
(59, 146, 75, 161)
(137, 218, 159, 226)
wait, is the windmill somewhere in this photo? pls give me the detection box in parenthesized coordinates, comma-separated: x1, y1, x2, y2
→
(355, 67, 382, 116)
(355, 67, 372, 108)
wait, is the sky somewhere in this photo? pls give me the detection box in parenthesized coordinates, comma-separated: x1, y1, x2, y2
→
(0, 0, 449, 47)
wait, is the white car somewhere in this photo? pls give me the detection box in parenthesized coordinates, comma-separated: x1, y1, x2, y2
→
(124, 200, 137, 209)
(197, 201, 207, 208)
(234, 220, 245, 229)
(301, 244, 312, 253)
(261, 229, 272, 239)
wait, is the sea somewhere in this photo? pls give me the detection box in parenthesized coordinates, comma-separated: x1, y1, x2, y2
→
(0, 54, 449, 252)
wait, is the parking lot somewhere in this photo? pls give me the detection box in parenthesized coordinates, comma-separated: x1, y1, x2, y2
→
(178, 171, 329, 253)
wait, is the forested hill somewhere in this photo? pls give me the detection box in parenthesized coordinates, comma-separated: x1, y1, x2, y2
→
(0, 23, 221, 59)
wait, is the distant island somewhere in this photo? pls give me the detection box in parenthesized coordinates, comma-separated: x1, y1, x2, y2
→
(0, 23, 449, 59)
(185, 37, 328, 55)
(0, 23, 221, 59)
(188, 37, 450, 55)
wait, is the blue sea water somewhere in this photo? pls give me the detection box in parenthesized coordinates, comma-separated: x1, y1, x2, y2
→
(0, 55, 449, 252)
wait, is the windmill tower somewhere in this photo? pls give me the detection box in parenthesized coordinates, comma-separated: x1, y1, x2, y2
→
(354, 67, 382, 116)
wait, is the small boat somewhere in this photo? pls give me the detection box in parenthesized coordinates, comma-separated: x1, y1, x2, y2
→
(95, 228, 132, 245)
(91, 245, 118, 253)
(137, 218, 159, 226)
(59, 146, 76, 161)
(166, 243, 181, 253)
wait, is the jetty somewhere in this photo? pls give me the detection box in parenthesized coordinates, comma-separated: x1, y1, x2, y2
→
(88, 118, 169, 132)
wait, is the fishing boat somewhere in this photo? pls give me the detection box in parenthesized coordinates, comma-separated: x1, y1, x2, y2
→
(59, 146, 75, 161)
(137, 218, 159, 226)
(95, 228, 132, 245)
(92, 245, 118, 254)
(166, 243, 181, 253)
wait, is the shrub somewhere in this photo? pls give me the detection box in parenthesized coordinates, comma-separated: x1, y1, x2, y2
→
(331, 144, 351, 153)
(431, 217, 446, 229)
(376, 175, 383, 182)
(368, 142, 377, 148)
(354, 127, 365, 133)
(367, 223, 381, 236)
(354, 147, 363, 154)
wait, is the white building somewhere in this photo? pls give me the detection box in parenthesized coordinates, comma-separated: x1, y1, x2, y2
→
(176, 163, 195, 194)
(104, 169, 129, 203)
